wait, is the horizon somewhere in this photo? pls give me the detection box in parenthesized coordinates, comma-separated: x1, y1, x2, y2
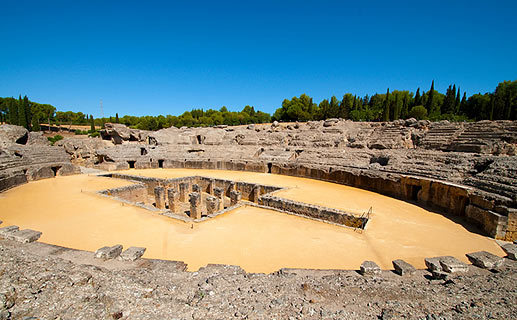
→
(1, 1, 516, 117)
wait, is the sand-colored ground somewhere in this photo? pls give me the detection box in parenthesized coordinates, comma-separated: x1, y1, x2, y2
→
(0, 169, 505, 273)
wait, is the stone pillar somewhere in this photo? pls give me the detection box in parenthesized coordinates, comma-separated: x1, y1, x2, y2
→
(189, 192, 201, 219)
(192, 183, 200, 193)
(206, 196, 219, 215)
(251, 184, 260, 203)
(230, 190, 242, 206)
(179, 182, 189, 202)
(214, 187, 224, 211)
(227, 181, 236, 197)
(154, 186, 165, 209)
(167, 188, 178, 212)
(208, 179, 215, 195)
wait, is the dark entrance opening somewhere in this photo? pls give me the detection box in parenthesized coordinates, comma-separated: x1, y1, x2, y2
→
(128, 161, 136, 169)
(267, 163, 272, 174)
(410, 185, 421, 201)
(158, 159, 164, 168)
(51, 166, 60, 176)
(140, 148, 147, 156)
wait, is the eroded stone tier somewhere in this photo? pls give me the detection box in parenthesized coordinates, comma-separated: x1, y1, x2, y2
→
(1, 120, 516, 240)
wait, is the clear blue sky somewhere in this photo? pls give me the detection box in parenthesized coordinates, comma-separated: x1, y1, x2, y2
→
(1, 0, 516, 117)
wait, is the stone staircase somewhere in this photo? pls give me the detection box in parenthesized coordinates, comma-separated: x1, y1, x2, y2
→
(447, 121, 517, 154)
(419, 122, 464, 150)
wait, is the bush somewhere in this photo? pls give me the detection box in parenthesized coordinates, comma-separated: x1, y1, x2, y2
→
(408, 105, 428, 120)
(47, 135, 64, 145)
(74, 129, 88, 135)
(89, 131, 100, 138)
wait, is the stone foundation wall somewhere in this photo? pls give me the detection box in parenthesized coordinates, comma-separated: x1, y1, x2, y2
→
(100, 184, 147, 203)
(107, 159, 515, 241)
(259, 195, 366, 228)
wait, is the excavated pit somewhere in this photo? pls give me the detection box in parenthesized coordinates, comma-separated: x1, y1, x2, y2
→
(0, 168, 505, 273)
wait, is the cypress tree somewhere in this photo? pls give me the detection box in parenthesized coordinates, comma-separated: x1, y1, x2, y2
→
(18, 96, 28, 129)
(383, 88, 390, 122)
(401, 95, 409, 119)
(459, 92, 467, 114)
(115, 113, 119, 123)
(455, 87, 461, 112)
(393, 93, 400, 120)
(90, 115, 95, 132)
(413, 88, 421, 107)
(426, 80, 435, 114)
(23, 95, 31, 130)
(8, 98, 18, 125)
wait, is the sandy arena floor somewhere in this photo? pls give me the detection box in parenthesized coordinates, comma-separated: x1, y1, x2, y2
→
(0, 168, 505, 273)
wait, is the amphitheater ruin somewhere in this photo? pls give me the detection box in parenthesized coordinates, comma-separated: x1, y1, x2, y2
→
(1, 119, 516, 319)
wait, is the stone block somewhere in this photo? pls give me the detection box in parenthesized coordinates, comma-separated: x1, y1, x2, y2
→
(501, 243, 517, 260)
(360, 260, 381, 275)
(466, 251, 504, 269)
(95, 245, 123, 259)
(230, 190, 242, 206)
(10, 229, 42, 243)
(120, 247, 146, 261)
(439, 256, 468, 273)
(392, 259, 416, 276)
(189, 192, 201, 219)
(154, 186, 165, 209)
(0, 226, 19, 238)
(425, 256, 468, 273)
(192, 184, 200, 193)
(424, 257, 442, 271)
(167, 188, 178, 212)
(205, 196, 219, 215)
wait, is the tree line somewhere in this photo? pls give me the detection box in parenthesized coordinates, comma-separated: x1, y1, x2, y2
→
(272, 80, 516, 122)
(1, 80, 515, 132)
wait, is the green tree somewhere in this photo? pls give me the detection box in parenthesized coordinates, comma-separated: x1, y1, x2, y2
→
(115, 113, 119, 123)
(426, 80, 435, 114)
(90, 115, 95, 132)
(409, 105, 427, 120)
(383, 88, 390, 122)
(18, 96, 28, 129)
(8, 98, 18, 125)
(413, 88, 421, 107)
(401, 95, 409, 119)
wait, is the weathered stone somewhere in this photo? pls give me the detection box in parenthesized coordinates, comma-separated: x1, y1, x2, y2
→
(10, 229, 42, 243)
(431, 270, 449, 280)
(425, 256, 468, 273)
(167, 188, 178, 212)
(501, 243, 517, 260)
(0, 124, 28, 147)
(192, 183, 200, 193)
(179, 182, 189, 202)
(189, 192, 201, 219)
(466, 251, 504, 269)
(392, 259, 416, 276)
(230, 190, 242, 206)
(360, 260, 381, 275)
(213, 187, 224, 210)
(0, 225, 19, 238)
(120, 247, 146, 261)
(439, 256, 468, 273)
(95, 245, 123, 259)
(205, 196, 219, 215)
(154, 186, 165, 209)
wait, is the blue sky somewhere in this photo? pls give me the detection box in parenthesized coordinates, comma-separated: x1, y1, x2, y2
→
(1, 0, 516, 117)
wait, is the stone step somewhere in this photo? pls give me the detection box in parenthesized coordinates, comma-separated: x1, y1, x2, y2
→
(466, 251, 504, 269)
(360, 260, 381, 275)
(95, 245, 123, 259)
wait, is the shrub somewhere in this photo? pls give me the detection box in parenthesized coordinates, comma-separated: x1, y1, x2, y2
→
(89, 131, 100, 138)
(408, 105, 428, 120)
(47, 135, 64, 145)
